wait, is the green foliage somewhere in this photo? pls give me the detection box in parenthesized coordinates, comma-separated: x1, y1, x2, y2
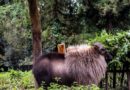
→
(40, 0, 130, 32)
(87, 30, 130, 69)
(48, 83, 100, 90)
(39, 0, 130, 54)
(0, 70, 34, 89)
(0, 1, 32, 66)
(0, 70, 100, 90)
(9, 70, 33, 89)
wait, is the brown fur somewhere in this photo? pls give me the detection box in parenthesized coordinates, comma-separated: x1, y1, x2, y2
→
(65, 45, 107, 85)
(33, 43, 110, 89)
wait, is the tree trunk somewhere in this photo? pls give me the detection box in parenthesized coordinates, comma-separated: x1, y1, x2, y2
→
(28, 0, 42, 63)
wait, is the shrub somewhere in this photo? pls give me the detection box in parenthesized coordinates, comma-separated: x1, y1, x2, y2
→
(88, 30, 130, 70)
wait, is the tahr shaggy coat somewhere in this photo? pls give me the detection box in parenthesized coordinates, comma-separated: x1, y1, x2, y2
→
(33, 43, 112, 88)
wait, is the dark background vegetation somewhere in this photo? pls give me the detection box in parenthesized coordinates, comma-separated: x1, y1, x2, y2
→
(0, 0, 130, 73)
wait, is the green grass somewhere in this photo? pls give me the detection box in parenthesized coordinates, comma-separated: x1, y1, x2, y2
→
(0, 70, 34, 90)
(0, 70, 100, 90)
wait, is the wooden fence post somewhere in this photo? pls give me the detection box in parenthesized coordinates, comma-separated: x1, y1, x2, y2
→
(120, 66, 125, 87)
(113, 67, 116, 88)
(105, 72, 108, 90)
(127, 71, 130, 90)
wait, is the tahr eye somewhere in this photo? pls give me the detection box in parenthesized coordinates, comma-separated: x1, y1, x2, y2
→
(101, 48, 105, 51)
(100, 48, 106, 54)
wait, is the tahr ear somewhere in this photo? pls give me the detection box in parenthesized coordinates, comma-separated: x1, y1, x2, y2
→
(93, 42, 105, 54)
(93, 44, 99, 50)
(93, 42, 103, 49)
